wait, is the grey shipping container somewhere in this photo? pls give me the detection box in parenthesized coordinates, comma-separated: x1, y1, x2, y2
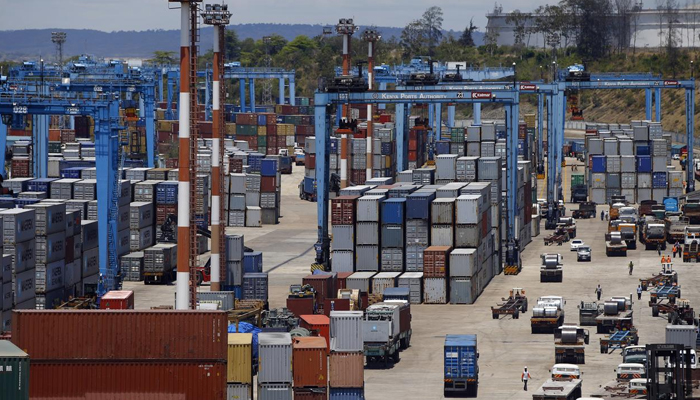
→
(607, 173, 621, 189)
(423, 277, 448, 304)
(4, 239, 36, 274)
(1, 209, 35, 245)
(637, 173, 652, 188)
(1, 253, 10, 282)
(346, 272, 376, 293)
(242, 272, 268, 301)
(133, 180, 161, 202)
(406, 219, 429, 246)
(398, 271, 424, 304)
(226, 260, 243, 286)
(332, 225, 354, 251)
(81, 220, 99, 250)
(637, 188, 652, 203)
(355, 245, 379, 272)
(477, 157, 502, 181)
(357, 195, 384, 222)
(449, 248, 479, 277)
(406, 245, 426, 272)
(431, 225, 454, 247)
(130, 202, 154, 229)
(372, 271, 401, 294)
(14, 268, 35, 304)
(120, 251, 144, 282)
(355, 222, 380, 246)
(380, 248, 403, 272)
(665, 325, 697, 349)
(225, 234, 244, 261)
(35, 231, 66, 264)
(436, 155, 458, 181)
(450, 277, 479, 304)
(455, 224, 481, 248)
(228, 194, 246, 211)
(35, 259, 64, 293)
(330, 310, 364, 352)
(258, 332, 293, 383)
(331, 250, 354, 273)
(431, 198, 455, 224)
(381, 225, 404, 248)
(258, 383, 292, 400)
(130, 226, 155, 251)
(246, 206, 262, 227)
(82, 247, 100, 277)
(25, 203, 65, 236)
(117, 228, 130, 257)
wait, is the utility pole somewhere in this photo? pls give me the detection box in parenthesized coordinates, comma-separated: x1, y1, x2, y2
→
(335, 18, 358, 189)
(362, 28, 380, 181)
(202, 3, 231, 292)
(51, 32, 67, 70)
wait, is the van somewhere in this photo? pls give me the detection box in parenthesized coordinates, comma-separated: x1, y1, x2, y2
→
(551, 364, 581, 380)
(616, 363, 646, 381)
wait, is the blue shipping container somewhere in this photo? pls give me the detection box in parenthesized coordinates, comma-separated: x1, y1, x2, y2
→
(14, 198, 40, 208)
(257, 114, 267, 126)
(652, 172, 667, 188)
(636, 145, 650, 156)
(28, 178, 58, 193)
(637, 156, 652, 172)
(383, 287, 410, 301)
(436, 141, 450, 155)
(571, 140, 585, 153)
(406, 192, 436, 220)
(243, 251, 263, 273)
(0, 197, 14, 209)
(156, 182, 179, 204)
(260, 159, 278, 177)
(195, 213, 208, 230)
(303, 176, 316, 195)
(663, 197, 679, 212)
(330, 138, 339, 154)
(381, 198, 406, 225)
(591, 155, 607, 173)
(329, 388, 365, 400)
(444, 334, 478, 379)
(60, 167, 87, 179)
(248, 153, 264, 173)
(381, 142, 393, 156)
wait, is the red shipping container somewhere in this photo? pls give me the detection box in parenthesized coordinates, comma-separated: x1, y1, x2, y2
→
(100, 290, 135, 310)
(49, 129, 61, 141)
(408, 151, 418, 162)
(336, 272, 353, 291)
(360, 292, 368, 311)
(266, 147, 278, 155)
(294, 388, 328, 400)
(350, 170, 366, 185)
(156, 205, 177, 225)
(287, 297, 315, 317)
(266, 124, 277, 135)
(30, 361, 226, 399)
(230, 158, 243, 173)
(296, 125, 312, 135)
(292, 336, 328, 388)
(12, 159, 30, 177)
(198, 121, 213, 135)
(64, 236, 74, 263)
(12, 310, 227, 361)
(307, 154, 316, 169)
(302, 273, 336, 308)
(331, 196, 359, 225)
(329, 352, 364, 388)
(9, 128, 30, 137)
(379, 114, 393, 123)
(408, 139, 418, 151)
(299, 314, 330, 351)
(423, 246, 452, 278)
(165, 158, 178, 168)
(353, 129, 367, 139)
(261, 176, 277, 193)
(323, 298, 350, 316)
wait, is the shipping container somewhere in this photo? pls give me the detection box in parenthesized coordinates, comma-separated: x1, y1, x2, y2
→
(371, 272, 400, 294)
(11, 310, 227, 360)
(330, 311, 364, 352)
(100, 290, 135, 310)
(1, 209, 35, 245)
(258, 332, 293, 383)
(356, 196, 384, 222)
(0, 340, 29, 400)
(303, 273, 336, 308)
(227, 333, 254, 384)
(450, 278, 479, 304)
(259, 383, 293, 400)
(329, 351, 364, 388)
(423, 277, 448, 304)
(228, 383, 253, 400)
(424, 246, 452, 278)
(292, 336, 328, 388)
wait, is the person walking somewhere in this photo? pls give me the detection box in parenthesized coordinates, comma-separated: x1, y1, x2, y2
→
(637, 285, 642, 300)
(657, 244, 662, 257)
(601, 210, 604, 221)
(629, 260, 634, 275)
(595, 284, 602, 301)
(605, 211, 609, 221)
(522, 367, 531, 391)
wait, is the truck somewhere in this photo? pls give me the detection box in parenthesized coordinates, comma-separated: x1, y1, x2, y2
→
(622, 345, 647, 364)
(601, 329, 640, 354)
(532, 379, 582, 400)
(609, 202, 626, 220)
(491, 288, 528, 319)
(618, 207, 638, 224)
(571, 202, 596, 219)
(595, 298, 634, 334)
(665, 215, 689, 244)
(615, 363, 645, 381)
(540, 253, 563, 283)
(531, 296, 566, 334)
(682, 202, 700, 224)
(578, 301, 601, 326)
(605, 231, 628, 256)
(683, 225, 700, 262)
(557, 218, 577, 238)
(444, 334, 479, 397)
(550, 364, 581, 380)
(638, 200, 657, 217)
(640, 222, 666, 250)
(570, 185, 588, 203)
(618, 223, 637, 250)
(553, 324, 590, 364)
(650, 297, 695, 324)
(649, 284, 681, 304)
(639, 266, 677, 290)
(363, 301, 412, 367)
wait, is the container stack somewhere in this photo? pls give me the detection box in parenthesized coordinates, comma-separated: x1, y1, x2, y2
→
(293, 336, 328, 399)
(195, 174, 210, 232)
(329, 311, 365, 399)
(356, 195, 384, 272)
(407, 125, 427, 170)
(260, 158, 279, 225)
(246, 171, 262, 227)
(80, 219, 98, 294)
(423, 246, 450, 304)
(1, 251, 11, 330)
(448, 127, 465, 155)
(466, 125, 480, 156)
(2, 209, 37, 315)
(380, 198, 405, 272)
(242, 272, 268, 304)
(143, 243, 176, 285)
(224, 234, 245, 294)
(350, 137, 367, 185)
(258, 332, 294, 399)
(303, 137, 317, 201)
(227, 173, 247, 227)
(129, 201, 155, 254)
(373, 126, 396, 178)
(405, 191, 434, 273)
(431, 198, 455, 247)
(227, 333, 254, 400)
(27, 203, 66, 310)
(331, 196, 358, 273)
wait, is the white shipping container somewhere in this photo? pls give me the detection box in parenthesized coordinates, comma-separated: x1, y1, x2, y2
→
(423, 277, 448, 304)
(398, 271, 423, 304)
(1, 209, 35, 245)
(331, 250, 354, 273)
(357, 195, 384, 222)
(431, 198, 455, 224)
(450, 248, 479, 277)
(372, 272, 401, 294)
(431, 224, 454, 247)
(330, 310, 364, 352)
(456, 195, 483, 225)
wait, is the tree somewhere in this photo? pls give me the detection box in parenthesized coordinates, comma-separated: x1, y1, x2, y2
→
(460, 18, 478, 47)
(149, 51, 176, 65)
(506, 10, 529, 58)
(484, 26, 500, 56)
(400, 20, 426, 56)
(631, 1, 643, 53)
(563, 0, 614, 60)
(224, 29, 242, 60)
(660, 0, 682, 75)
(421, 6, 444, 57)
(613, 0, 634, 53)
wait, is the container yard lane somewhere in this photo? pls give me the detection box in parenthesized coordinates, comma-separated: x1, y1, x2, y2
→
(125, 156, 698, 399)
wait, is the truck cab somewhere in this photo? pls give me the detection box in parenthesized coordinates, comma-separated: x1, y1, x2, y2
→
(551, 363, 581, 380)
(622, 345, 647, 364)
(616, 363, 646, 381)
(628, 378, 648, 396)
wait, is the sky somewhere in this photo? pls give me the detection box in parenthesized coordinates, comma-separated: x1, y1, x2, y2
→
(0, 0, 551, 32)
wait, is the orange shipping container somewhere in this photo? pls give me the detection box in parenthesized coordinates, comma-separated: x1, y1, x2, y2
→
(292, 336, 328, 388)
(100, 290, 135, 309)
(49, 129, 61, 142)
(299, 315, 330, 352)
(29, 361, 226, 400)
(11, 310, 227, 361)
(329, 352, 364, 388)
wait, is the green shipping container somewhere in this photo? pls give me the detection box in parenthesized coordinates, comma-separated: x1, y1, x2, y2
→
(0, 341, 29, 400)
(571, 173, 585, 188)
(238, 125, 257, 136)
(257, 135, 267, 146)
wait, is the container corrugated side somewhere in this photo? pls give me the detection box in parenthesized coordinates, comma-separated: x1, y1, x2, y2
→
(11, 310, 227, 360)
(292, 336, 328, 388)
(258, 332, 293, 384)
(258, 383, 293, 400)
(0, 341, 29, 400)
(228, 383, 253, 400)
(329, 351, 364, 388)
(29, 361, 226, 399)
(330, 311, 364, 352)
(227, 333, 253, 384)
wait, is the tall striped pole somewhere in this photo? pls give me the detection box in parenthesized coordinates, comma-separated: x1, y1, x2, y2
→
(210, 25, 222, 291)
(175, 1, 192, 310)
(362, 29, 380, 181)
(336, 19, 357, 189)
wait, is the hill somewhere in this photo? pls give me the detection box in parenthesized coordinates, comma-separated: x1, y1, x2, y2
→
(0, 25, 481, 61)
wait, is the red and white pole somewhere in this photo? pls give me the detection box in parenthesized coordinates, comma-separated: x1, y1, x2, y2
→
(210, 25, 222, 291)
(366, 40, 374, 180)
(340, 32, 350, 188)
(175, 2, 192, 310)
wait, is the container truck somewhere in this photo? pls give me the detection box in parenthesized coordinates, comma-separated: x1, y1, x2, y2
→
(683, 226, 700, 262)
(618, 207, 637, 223)
(622, 345, 647, 364)
(540, 253, 563, 283)
(578, 301, 601, 326)
(571, 202, 596, 219)
(553, 324, 590, 364)
(665, 215, 689, 244)
(638, 200, 657, 217)
(531, 296, 566, 334)
(609, 202, 626, 220)
(640, 221, 666, 250)
(362, 301, 412, 367)
(605, 231, 627, 256)
(595, 299, 634, 334)
(618, 223, 637, 250)
(444, 334, 479, 397)
(532, 379, 582, 400)
(550, 364, 581, 380)
(682, 202, 700, 224)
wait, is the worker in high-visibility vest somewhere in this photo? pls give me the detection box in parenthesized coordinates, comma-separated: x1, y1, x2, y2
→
(521, 366, 532, 391)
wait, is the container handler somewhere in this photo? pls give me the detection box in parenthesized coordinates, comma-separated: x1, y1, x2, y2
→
(553, 324, 590, 364)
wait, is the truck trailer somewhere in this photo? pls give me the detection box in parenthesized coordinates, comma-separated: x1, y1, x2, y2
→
(444, 334, 479, 397)
(553, 325, 590, 364)
(531, 296, 566, 334)
(532, 379, 582, 400)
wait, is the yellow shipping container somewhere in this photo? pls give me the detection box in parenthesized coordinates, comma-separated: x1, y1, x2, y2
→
(227, 333, 253, 384)
(275, 105, 284, 114)
(158, 120, 175, 132)
(156, 109, 166, 120)
(524, 114, 536, 128)
(226, 123, 237, 135)
(257, 126, 267, 136)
